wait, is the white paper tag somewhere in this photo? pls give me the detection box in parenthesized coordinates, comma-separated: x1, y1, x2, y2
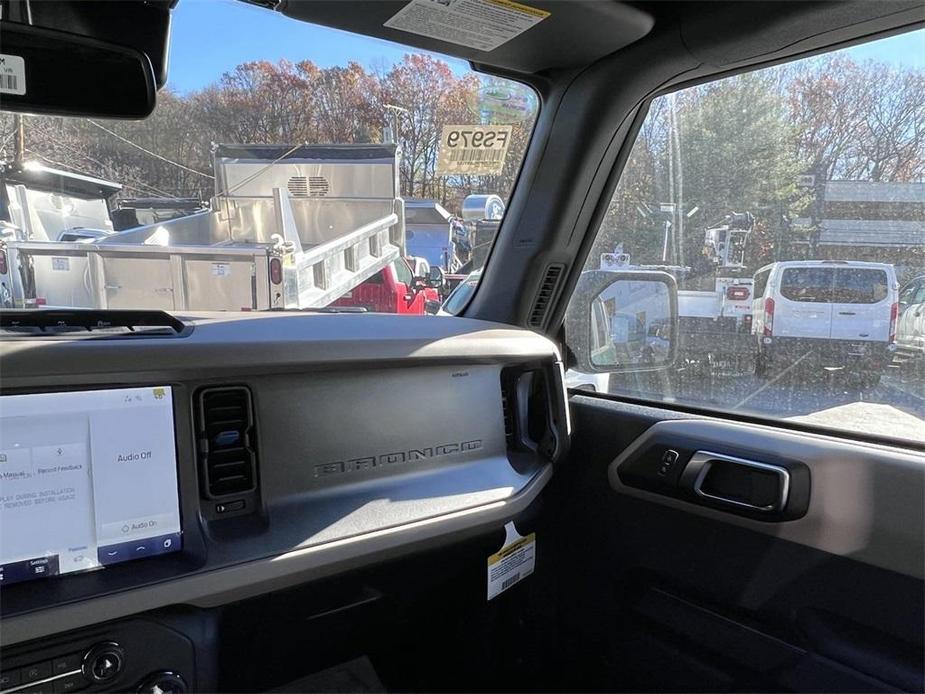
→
(0, 54, 26, 95)
(51, 257, 70, 272)
(211, 262, 231, 277)
(436, 124, 512, 176)
(487, 521, 535, 600)
(385, 0, 549, 53)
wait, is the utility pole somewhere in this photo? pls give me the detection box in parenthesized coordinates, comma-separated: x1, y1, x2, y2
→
(383, 104, 408, 146)
(668, 92, 684, 265)
(383, 103, 409, 194)
(13, 114, 25, 163)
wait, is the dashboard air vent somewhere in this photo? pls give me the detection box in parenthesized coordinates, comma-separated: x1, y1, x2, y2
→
(500, 363, 566, 462)
(528, 264, 565, 329)
(501, 388, 514, 445)
(197, 387, 258, 498)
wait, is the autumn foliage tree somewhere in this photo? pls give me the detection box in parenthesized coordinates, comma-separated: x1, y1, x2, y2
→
(1, 49, 920, 227)
(591, 53, 923, 278)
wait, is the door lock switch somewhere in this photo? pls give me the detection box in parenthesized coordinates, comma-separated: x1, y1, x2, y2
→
(658, 449, 680, 476)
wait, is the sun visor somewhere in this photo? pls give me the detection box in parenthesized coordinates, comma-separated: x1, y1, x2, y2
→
(276, 0, 654, 74)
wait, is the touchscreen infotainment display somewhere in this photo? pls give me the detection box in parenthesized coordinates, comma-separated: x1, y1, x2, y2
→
(0, 386, 181, 586)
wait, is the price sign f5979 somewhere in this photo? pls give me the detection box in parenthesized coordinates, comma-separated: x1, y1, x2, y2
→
(436, 124, 513, 176)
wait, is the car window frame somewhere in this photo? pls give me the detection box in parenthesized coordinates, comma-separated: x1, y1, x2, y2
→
(441, 82, 542, 318)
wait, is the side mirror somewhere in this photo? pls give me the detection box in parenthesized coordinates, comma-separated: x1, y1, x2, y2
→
(425, 299, 442, 315)
(0, 22, 156, 118)
(565, 270, 678, 373)
(427, 266, 446, 289)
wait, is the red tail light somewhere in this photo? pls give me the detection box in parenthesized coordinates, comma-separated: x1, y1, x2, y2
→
(726, 285, 750, 301)
(889, 302, 898, 343)
(763, 297, 775, 337)
(269, 257, 283, 285)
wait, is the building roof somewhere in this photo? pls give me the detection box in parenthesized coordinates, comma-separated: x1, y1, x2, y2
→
(816, 219, 924, 247)
(824, 180, 925, 204)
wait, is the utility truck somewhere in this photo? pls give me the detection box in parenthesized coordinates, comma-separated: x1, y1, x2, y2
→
(601, 212, 757, 375)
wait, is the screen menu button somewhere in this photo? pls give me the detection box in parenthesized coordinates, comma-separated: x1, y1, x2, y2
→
(0, 555, 60, 586)
(97, 532, 181, 566)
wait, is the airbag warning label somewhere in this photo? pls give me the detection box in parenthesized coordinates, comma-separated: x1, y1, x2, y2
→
(385, 0, 549, 53)
(487, 521, 535, 600)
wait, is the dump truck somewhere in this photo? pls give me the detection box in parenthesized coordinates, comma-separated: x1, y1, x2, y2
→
(0, 144, 406, 312)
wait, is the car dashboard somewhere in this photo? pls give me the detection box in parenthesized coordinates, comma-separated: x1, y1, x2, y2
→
(0, 311, 569, 693)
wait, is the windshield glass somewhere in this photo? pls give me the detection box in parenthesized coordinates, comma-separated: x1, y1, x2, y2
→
(0, 0, 537, 315)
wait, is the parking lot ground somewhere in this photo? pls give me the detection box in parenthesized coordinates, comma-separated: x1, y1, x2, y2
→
(609, 364, 925, 444)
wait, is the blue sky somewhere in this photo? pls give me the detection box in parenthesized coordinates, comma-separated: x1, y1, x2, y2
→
(167, 0, 924, 93)
(167, 0, 470, 93)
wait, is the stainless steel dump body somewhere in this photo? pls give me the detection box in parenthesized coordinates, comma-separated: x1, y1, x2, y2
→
(1, 144, 405, 311)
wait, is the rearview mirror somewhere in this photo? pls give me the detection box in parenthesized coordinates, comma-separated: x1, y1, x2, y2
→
(565, 270, 678, 373)
(0, 22, 156, 118)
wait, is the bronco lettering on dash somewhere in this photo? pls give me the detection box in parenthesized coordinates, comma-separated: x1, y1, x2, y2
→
(313, 439, 483, 478)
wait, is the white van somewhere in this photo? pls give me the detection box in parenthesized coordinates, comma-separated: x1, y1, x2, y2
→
(751, 260, 898, 386)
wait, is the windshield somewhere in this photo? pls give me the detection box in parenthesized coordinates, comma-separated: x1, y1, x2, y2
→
(0, 0, 537, 315)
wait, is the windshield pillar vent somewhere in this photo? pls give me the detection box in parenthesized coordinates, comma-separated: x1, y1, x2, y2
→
(528, 263, 565, 330)
(196, 386, 258, 501)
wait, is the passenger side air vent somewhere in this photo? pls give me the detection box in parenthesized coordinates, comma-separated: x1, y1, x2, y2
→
(501, 388, 515, 447)
(528, 263, 565, 329)
(309, 176, 330, 197)
(0, 309, 189, 337)
(501, 363, 569, 462)
(196, 387, 258, 499)
(287, 176, 308, 197)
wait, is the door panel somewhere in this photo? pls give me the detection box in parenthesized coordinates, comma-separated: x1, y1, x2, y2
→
(550, 394, 925, 693)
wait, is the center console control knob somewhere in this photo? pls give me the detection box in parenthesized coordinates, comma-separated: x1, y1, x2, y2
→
(82, 642, 125, 684)
(136, 671, 187, 694)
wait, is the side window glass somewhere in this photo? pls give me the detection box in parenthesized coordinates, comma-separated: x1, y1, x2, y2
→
(753, 269, 771, 298)
(780, 268, 833, 303)
(392, 259, 413, 286)
(565, 29, 925, 445)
